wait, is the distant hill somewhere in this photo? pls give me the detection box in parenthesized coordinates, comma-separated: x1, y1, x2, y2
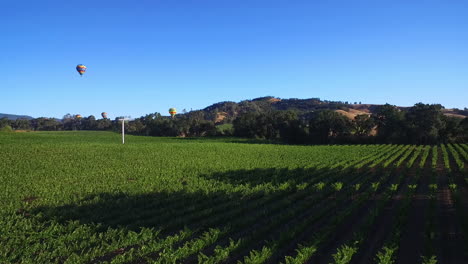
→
(194, 96, 468, 124)
(2, 97, 467, 123)
(0, 113, 34, 120)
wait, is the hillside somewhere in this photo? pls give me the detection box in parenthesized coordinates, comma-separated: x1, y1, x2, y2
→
(0, 113, 34, 120)
(2, 97, 467, 123)
(197, 96, 468, 124)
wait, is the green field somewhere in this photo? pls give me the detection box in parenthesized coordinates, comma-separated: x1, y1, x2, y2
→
(1, 131, 467, 263)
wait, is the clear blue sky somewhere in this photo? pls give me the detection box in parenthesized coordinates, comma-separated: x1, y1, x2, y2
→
(2, 0, 467, 119)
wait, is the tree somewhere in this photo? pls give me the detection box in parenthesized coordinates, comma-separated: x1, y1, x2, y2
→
(215, 124, 234, 136)
(126, 119, 145, 134)
(309, 110, 351, 144)
(34, 118, 62, 131)
(273, 111, 307, 143)
(372, 104, 405, 143)
(353, 114, 375, 137)
(62, 114, 74, 130)
(0, 118, 11, 129)
(96, 118, 113, 130)
(12, 119, 31, 130)
(189, 120, 216, 137)
(82, 115, 97, 130)
(459, 118, 468, 141)
(439, 116, 462, 142)
(405, 103, 444, 144)
(233, 112, 260, 138)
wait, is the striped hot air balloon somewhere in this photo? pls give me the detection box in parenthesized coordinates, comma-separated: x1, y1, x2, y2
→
(101, 112, 108, 119)
(76, 64, 87, 76)
(169, 108, 177, 118)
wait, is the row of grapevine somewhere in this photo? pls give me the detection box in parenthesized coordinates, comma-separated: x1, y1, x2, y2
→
(1, 132, 467, 263)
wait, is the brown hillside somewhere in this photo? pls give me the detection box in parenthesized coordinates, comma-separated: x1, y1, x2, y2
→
(335, 109, 371, 119)
(336, 105, 467, 120)
(215, 112, 227, 124)
(442, 109, 466, 119)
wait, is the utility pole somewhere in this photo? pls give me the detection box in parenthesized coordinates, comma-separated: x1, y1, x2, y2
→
(118, 117, 131, 144)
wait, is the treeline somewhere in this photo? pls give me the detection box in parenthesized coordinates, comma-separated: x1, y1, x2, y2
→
(0, 112, 220, 137)
(233, 103, 467, 144)
(0, 115, 114, 132)
(107, 102, 468, 144)
(1, 103, 467, 144)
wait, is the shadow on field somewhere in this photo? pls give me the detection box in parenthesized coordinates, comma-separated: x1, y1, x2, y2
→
(28, 164, 410, 263)
(167, 137, 285, 145)
(33, 190, 246, 233)
(204, 166, 328, 187)
(214, 138, 285, 145)
(31, 166, 346, 234)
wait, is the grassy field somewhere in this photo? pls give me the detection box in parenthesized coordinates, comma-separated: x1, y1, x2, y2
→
(1, 131, 467, 263)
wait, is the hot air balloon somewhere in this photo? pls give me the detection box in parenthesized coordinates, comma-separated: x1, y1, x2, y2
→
(75, 114, 82, 119)
(101, 112, 108, 119)
(169, 108, 177, 118)
(76, 64, 87, 76)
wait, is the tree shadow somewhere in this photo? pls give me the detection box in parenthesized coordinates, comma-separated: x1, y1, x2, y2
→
(26, 164, 399, 263)
(218, 138, 285, 145)
(33, 190, 242, 233)
(167, 136, 286, 145)
(203, 166, 329, 187)
(30, 166, 351, 232)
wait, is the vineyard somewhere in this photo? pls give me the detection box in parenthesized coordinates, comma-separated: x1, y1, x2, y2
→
(1, 131, 468, 264)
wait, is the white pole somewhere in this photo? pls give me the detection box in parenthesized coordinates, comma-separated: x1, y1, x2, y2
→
(122, 119, 125, 144)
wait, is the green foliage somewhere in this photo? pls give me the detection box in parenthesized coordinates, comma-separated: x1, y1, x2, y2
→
(431, 146, 438, 169)
(309, 110, 351, 144)
(373, 104, 406, 143)
(313, 182, 326, 192)
(440, 145, 451, 171)
(405, 103, 444, 144)
(447, 144, 464, 170)
(332, 182, 344, 192)
(353, 114, 375, 137)
(422, 255, 438, 264)
(375, 246, 396, 264)
(448, 183, 457, 191)
(371, 182, 380, 192)
(242, 246, 273, 263)
(233, 110, 302, 142)
(0, 125, 13, 133)
(215, 123, 234, 136)
(283, 245, 317, 264)
(0, 132, 465, 263)
(353, 183, 361, 192)
(0, 132, 390, 263)
(0, 117, 10, 129)
(389, 184, 399, 192)
(330, 243, 358, 264)
(4, 99, 468, 144)
(419, 146, 431, 168)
